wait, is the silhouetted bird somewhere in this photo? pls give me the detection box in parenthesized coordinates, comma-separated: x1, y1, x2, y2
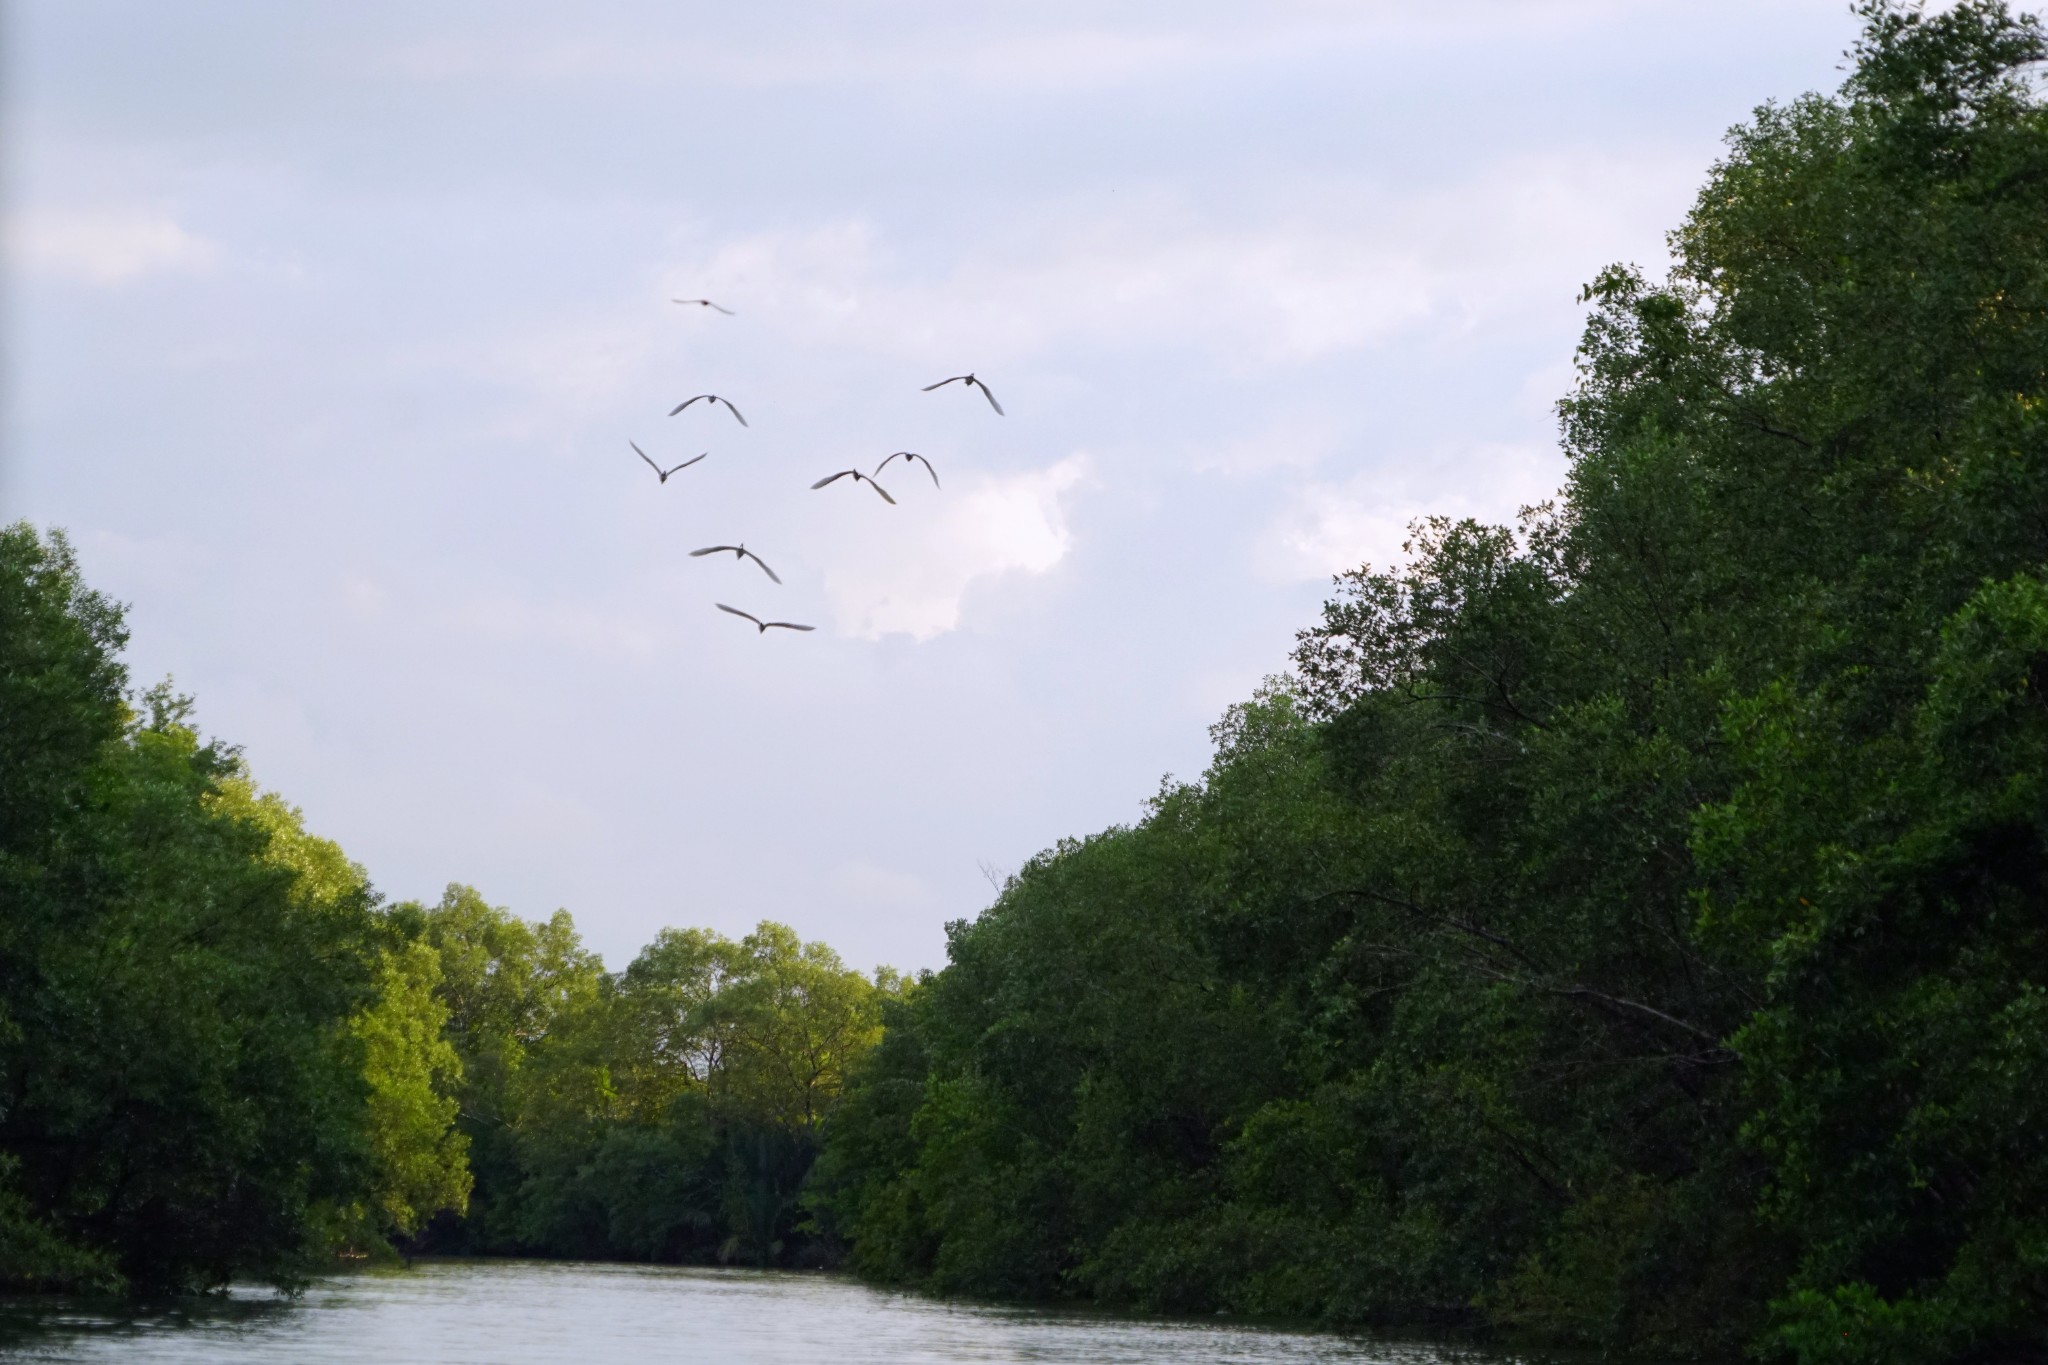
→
(875, 451, 940, 489)
(810, 469, 897, 505)
(690, 543, 782, 584)
(631, 442, 707, 483)
(669, 394, 748, 426)
(922, 373, 1003, 415)
(672, 298, 735, 314)
(716, 603, 813, 633)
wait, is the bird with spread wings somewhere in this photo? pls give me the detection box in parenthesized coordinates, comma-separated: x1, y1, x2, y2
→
(875, 451, 940, 489)
(922, 373, 1003, 415)
(669, 394, 748, 426)
(810, 469, 897, 505)
(717, 603, 813, 634)
(631, 442, 706, 483)
(690, 543, 782, 584)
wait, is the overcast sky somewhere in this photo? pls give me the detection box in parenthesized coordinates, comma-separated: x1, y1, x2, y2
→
(4, 1, 1895, 974)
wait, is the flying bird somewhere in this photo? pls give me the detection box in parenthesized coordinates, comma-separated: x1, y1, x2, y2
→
(922, 373, 1003, 415)
(716, 603, 814, 634)
(669, 394, 748, 426)
(810, 469, 897, 505)
(690, 543, 782, 584)
(672, 298, 735, 315)
(875, 451, 940, 489)
(631, 442, 707, 483)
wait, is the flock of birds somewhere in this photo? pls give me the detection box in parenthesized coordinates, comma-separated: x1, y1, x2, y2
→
(645, 296, 1005, 636)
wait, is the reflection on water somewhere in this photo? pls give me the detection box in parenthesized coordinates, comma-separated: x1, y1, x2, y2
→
(0, 1260, 1581, 1364)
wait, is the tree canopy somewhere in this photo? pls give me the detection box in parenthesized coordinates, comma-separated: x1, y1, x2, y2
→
(0, 523, 896, 1288)
(812, 6, 2048, 1362)
(3, 9, 2041, 1361)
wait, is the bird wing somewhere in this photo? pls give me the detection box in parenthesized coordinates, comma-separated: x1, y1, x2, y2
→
(874, 452, 903, 476)
(707, 301, 735, 315)
(764, 622, 816, 632)
(669, 395, 706, 416)
(741, 551, 783, 584)
(716, 603, 765, 628)
(663, 453, 709, 475)
(631, 441, 660, 473)
(911, 454, 941, 488)
(972, 378, 1005, 415)
(717, 397, 748, 427)
(922, 376, 965, 392)
(811, 471, 853, 489)
(864, 477, 898, 505)
(691, 546, 738, 557)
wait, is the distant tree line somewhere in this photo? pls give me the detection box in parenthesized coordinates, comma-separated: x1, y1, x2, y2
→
(0, 526, 894, 1291)
(807, 6, 2048, 1363)
(398, 890, 897, 1266)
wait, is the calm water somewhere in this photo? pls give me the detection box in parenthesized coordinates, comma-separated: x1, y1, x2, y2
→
(0, 1260, 1584, 1364)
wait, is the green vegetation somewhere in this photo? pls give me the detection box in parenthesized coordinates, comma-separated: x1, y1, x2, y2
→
(0, 525, 893, 1289)
(0, 528, 379, 1293)
(403, 890, 893, 1264)
(3, 6, 2041, 1362)
(809, 6, 2048, 1362)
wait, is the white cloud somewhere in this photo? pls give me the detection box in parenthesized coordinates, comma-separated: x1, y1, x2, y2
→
(824, 453, 1090, 641)
(1262, 441, 1568, 582)
(651, 150, 1692, 374)
(376, 2, 1674, 95)
(663, 221, 878, 329)
(382, 27, 1224, 91)
(8, 207, 218, 286)
(1273, 493, 1421, 584)
(658, 211, 1434, 369)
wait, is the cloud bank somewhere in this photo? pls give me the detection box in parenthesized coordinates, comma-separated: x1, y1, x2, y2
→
(825, 454, 1090, 640)
(8, 207, 218, 286)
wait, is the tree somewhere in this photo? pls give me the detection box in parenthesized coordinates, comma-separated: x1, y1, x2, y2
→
(0, 523, 383, 1292)
(408, 886, 605, 1251)
(820, 7, 2048, 1361)
(715, 923, 886, 1132)
(207, 778, 472, 1245)
(348, 940, 471, 1239)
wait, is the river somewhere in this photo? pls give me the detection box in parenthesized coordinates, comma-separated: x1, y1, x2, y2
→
(0, 1259, 1597, 1363)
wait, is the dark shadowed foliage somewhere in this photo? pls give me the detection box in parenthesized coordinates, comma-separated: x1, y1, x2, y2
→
(812, 7, 2048, 1362)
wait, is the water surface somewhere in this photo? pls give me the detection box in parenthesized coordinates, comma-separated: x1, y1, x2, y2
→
(0, 1259, 1581, 1363)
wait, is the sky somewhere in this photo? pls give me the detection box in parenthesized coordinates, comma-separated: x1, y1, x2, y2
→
(2, 0, 1890, 974)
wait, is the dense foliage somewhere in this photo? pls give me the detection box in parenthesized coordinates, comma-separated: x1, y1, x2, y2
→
(811, 6, 2048, 1362)
(5, 7, 2041, 1358)
(0, 524, 892, 1289)
(400, 888, 892, 1266)
(0, 527, 384, 1292)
